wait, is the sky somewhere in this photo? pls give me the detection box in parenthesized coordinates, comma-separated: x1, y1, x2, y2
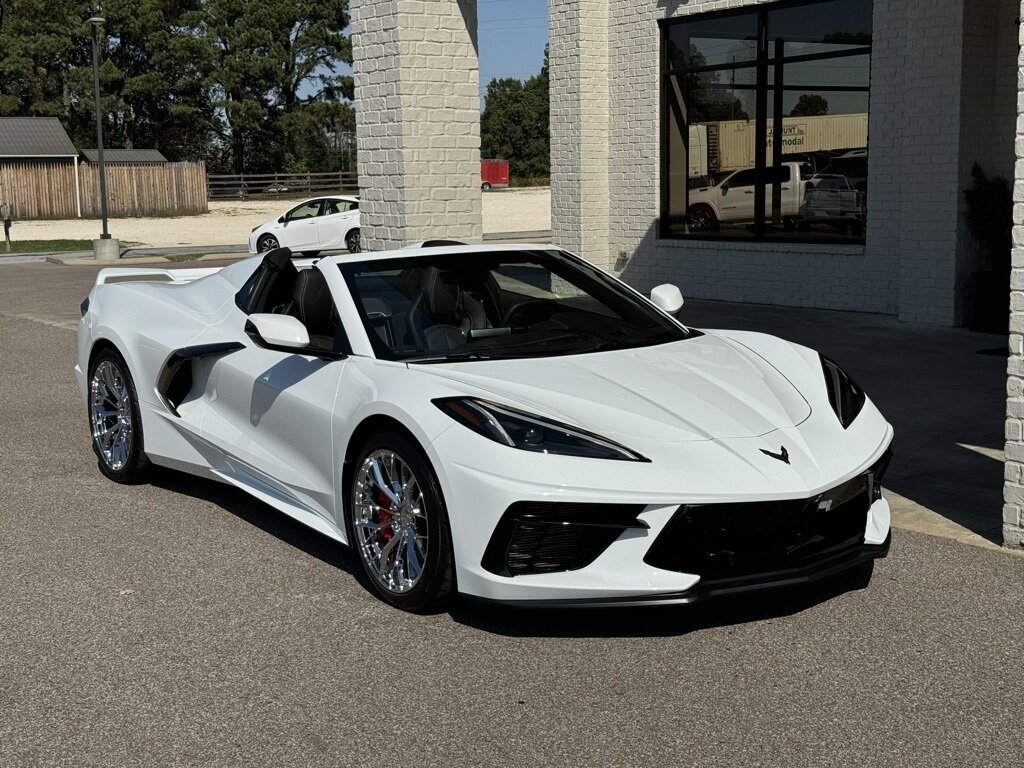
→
(314, 2, 549, 105)
(477, 0, 549, 103)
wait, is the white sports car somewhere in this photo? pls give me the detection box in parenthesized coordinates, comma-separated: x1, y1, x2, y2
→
(76, 244, 893, 612)
(248, 195, 360, 256)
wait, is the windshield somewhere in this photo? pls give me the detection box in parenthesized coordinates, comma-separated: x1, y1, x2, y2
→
(339, 249, 695, 362)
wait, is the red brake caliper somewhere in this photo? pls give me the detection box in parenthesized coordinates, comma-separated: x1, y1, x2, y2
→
(372, 485, 395, 557)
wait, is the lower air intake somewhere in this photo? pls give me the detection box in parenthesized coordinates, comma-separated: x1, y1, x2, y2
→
(645, 449, 892, 580)
(482, 502, 647, 577)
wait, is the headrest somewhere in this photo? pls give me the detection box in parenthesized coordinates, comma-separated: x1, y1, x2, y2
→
(418, 267, 461, 319)
(262, 247, 295, 273)
(292, 269, 332, 330)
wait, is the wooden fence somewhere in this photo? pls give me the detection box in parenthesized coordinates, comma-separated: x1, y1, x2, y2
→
(0, 160, 208, 220)
(208, 171, 358, 200)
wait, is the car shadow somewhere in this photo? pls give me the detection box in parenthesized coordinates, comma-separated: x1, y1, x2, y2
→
(148, 469, 873, 638)
(449, 568, 871, 638)
(148, 469, 358, 576)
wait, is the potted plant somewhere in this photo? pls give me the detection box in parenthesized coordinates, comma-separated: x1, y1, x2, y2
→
(964, 163, 1012, 333)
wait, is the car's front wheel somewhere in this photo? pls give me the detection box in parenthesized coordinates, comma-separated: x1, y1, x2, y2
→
(346, 229, 361, 254)
(257, 234, 280, 253)
(88, 348, 149, 483)
(348, 430, 454, 612)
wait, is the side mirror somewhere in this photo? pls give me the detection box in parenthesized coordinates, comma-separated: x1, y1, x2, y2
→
(278, 216, 287, 224)
(650, 284, 684, 315)
(245, 313, 309, 351)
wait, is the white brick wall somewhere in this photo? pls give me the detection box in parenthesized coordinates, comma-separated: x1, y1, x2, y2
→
(551, 0, 1016, 324)
(550, 0, 611, 267)
(1002, 1, 1024, 549)
(352, 0, 482, 249)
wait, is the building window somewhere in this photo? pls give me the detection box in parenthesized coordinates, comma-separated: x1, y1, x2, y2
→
(661, 0, 872, 243)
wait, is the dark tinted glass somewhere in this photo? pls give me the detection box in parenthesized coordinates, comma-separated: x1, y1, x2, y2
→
(662, 0, 872, 244)
(767, 0, 872, 46)
(340, 251, 691, 361)
(666, 12, 758, 69)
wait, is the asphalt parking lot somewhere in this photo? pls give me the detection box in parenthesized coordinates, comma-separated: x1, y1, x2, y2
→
(1, 260, 1022, 767)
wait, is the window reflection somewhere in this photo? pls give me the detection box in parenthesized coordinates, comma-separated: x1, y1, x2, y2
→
(662, 0, 873, 243)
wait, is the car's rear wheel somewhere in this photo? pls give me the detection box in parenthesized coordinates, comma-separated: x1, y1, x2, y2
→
(346, 229, 361, 254)
(257, 234, 279, 253)
(88, 348, 149, 483)
(481, 182, 492, 191)
(348, 430, 454, 612)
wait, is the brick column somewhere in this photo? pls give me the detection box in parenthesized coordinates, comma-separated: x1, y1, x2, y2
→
(351, 0, 482, 250)
(550, 0, 612, 270)
(1003, 4, 1024, 549)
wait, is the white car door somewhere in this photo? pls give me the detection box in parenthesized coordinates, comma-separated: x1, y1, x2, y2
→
(316, 199, 357, 249)
(199, 263, 347, 524)
(719, 169, 756, 222)
(277, 199, 323, 251)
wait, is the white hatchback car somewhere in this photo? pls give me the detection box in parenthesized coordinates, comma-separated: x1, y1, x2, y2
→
(249, 195, 360, 256)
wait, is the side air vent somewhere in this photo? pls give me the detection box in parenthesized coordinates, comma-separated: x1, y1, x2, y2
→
(156, 342, 244, 416)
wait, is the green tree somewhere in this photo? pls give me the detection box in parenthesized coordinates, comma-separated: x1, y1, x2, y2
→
(0, 0, 91, 121)
(202, 0, 352, 174)
(480, 46, 549, 179)
(0, 0, 354, 174)
(790, 94, 829, 117)
(69, 1, 217, 160)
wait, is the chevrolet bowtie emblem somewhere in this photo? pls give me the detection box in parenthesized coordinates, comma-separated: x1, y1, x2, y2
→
(761, 446, 791, 464)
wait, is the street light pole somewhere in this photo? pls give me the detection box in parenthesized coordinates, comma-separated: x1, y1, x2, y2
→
(88, 16, 110, 240)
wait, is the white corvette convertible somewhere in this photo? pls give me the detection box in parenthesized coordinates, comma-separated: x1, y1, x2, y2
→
(76, 244, 893, 611)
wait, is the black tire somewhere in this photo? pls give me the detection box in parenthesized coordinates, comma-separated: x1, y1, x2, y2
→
(87, 347, 150, 484)
(347, 429, 455, 612)
(688, 204, 717, 232)
(257, 234, 279, 253)
(346, 229, 361, 254)
(481, 182, 492, 191)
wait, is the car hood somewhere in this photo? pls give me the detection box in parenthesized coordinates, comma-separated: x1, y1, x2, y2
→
(419, 334, 812, 443)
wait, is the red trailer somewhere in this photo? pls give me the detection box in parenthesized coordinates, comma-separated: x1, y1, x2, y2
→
(480, 159, 510, 190)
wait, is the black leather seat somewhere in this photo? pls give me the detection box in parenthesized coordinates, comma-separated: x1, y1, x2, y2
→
(407, 267, 488, 351)
(291, 269, 336, 349)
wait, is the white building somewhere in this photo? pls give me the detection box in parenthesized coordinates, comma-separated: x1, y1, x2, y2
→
(350, 0, 1024, 549)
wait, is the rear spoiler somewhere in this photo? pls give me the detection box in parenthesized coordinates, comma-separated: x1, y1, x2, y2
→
(94, 265, 223, 287)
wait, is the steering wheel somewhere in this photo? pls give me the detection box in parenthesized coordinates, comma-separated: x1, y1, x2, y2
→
(500, 299, 562, 328)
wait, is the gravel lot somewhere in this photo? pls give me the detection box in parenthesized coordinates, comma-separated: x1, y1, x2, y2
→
(10, 188, 551, 248)
(0, 260, 1022, 767)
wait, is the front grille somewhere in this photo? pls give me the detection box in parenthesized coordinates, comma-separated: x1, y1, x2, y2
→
(645, 449, 892, 581)
(482, 502, 647, 577)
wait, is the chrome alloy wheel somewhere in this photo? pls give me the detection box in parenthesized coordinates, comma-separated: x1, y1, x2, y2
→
(352, 450, 428, 594)
(89, 360, 134, 471)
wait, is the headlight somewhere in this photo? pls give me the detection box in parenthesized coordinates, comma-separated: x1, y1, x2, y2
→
(821, 355, 865, 429)
(433, 397, 649, 462)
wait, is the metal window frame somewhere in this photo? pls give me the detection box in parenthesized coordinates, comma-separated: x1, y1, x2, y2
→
(658, 0, 873, 245)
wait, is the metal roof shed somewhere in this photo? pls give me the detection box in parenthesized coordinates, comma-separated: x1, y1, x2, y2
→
(0, 117, 83, 217)
(80, 148, 168, 164)
(0, 117, 79, 159)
